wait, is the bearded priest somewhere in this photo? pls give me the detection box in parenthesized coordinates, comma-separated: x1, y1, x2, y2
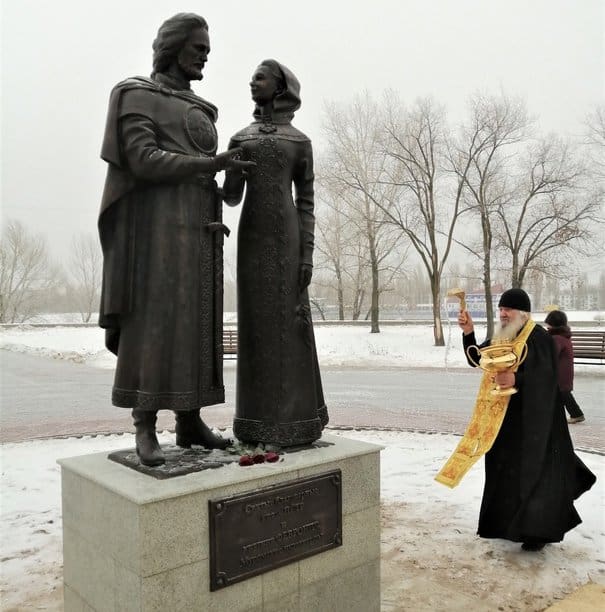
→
(447, 288, 595, 552)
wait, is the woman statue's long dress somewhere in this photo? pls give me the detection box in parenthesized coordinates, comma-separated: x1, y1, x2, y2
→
(223, 59, 328, 446)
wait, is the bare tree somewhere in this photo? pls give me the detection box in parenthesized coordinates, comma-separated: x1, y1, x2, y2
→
(0, 219, 59, 323)
(308, 296, 327, 320)
(68, 233, 102, 322)
(313, 180, 359, 320)
(380, 95, 467, 345)
(399, 264, 430, 310)
(450, 93, 530, 337)
(583, 104, 605, 185)
(523, 267, 546, 311)
(321, 93, 403, 332)
(584, 104, 605, 149)
(496, 136, 601, 288)
(347, 238, 371, 320)
(313, 185, 379, 321)
(598, 271, 605, 309)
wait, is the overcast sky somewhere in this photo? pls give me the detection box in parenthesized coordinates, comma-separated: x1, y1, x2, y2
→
(1, 0, 603, 265)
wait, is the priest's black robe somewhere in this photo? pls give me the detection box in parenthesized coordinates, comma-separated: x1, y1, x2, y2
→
(463, 324, 596, 543)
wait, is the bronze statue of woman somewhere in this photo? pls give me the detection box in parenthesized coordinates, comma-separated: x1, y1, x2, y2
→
(223, 59, 328, 446)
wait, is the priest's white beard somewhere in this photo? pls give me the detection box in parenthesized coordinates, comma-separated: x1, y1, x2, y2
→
(493, 311, 529, 343)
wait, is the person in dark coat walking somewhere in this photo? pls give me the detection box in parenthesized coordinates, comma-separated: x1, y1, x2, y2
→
(458, 288, 596, 551)
(545, 310, 585, 423)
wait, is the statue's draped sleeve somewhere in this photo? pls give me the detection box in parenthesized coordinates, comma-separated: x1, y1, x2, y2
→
(294, 140, 315, 266)
(99, 78, 217, 215)
(118, 89, 208, 181)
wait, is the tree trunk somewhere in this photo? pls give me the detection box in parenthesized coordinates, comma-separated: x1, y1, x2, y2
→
(431, 276, 444, 346)
(511, 253, 521, 288)
(370, 259, 380, 333)
(336, 268, 345, 320)
(484, 280, 494, 339)
(309, 298, 326, 321)
(369, 241, 380, 333)
(353, 288, 365, 320)
(482, 220, 495, 339)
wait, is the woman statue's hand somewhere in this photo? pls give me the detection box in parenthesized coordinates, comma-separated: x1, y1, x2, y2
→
(299, 263, 313, 291)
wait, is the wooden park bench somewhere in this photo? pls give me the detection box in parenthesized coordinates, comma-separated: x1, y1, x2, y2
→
(223, 328, 238, 359)
(571, 330, 605, 365)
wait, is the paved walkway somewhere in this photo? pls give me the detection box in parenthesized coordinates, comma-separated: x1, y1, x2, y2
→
(2, 351, 603, 453)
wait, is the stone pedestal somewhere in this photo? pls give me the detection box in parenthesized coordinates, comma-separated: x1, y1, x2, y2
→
(58, 434, 382, 612)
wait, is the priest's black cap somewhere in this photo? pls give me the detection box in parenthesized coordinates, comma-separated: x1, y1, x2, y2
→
(498, 288, 531, 312)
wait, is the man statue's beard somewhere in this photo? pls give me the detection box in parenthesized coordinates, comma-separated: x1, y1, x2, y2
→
(493, 311, 529, 343)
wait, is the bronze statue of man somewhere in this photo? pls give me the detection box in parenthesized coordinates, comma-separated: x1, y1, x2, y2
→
(98, 13, 251, 466)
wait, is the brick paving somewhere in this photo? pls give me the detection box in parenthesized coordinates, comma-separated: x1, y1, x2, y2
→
(324, 406, 604, 456)
(4, 382, 601, 456)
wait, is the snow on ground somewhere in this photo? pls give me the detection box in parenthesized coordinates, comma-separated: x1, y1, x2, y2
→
(1, 314, 603, 609)
(1, 313, 604, 372)
(1, 325, 109, 366)
(0, 323, 471, 369)
(0, 430, 603, 611)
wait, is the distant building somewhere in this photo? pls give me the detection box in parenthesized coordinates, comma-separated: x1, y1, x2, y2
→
(445, 293, 496, 319)
(555, 292, 599, 311)
(445, 289, 533, 319)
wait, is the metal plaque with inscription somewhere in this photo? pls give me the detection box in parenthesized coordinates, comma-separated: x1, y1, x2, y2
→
(209, 470, 342, 590)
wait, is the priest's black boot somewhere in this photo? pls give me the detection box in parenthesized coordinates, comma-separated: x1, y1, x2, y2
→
(132, 409, 165, 466)
(175, 410, 229, 450)
(521, 541, 546, 552)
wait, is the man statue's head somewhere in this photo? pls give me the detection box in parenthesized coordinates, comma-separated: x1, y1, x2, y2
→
(494, 288, 531, 341)
(151, 13, 209, 81)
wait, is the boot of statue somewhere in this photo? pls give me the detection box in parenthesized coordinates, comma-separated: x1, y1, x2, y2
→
(175, 410, 229, 449)
(132, 409, 165, 466)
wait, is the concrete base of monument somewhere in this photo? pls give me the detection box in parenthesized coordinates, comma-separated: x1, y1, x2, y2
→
(58, 433, 382, 612)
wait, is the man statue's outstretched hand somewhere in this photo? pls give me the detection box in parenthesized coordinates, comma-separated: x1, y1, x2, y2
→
(213, 147, 255, 172)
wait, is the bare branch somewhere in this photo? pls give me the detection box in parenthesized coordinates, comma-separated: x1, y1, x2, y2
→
(319, 92, 406, 331)
(0, 220, 60, 323)
(68, 233, 102, 322)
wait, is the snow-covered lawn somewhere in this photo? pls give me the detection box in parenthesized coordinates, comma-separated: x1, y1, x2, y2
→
(1, 430, 602, 610)
(2, 315, 603, 372)
(1, 317, 603, 609)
